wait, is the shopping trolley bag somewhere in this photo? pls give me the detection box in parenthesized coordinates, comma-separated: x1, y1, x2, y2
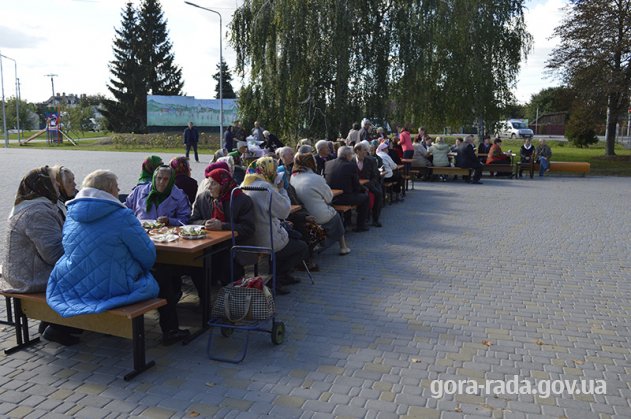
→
(212, 276, 275, 322)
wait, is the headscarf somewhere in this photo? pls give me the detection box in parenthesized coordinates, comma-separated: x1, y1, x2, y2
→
(145, 165, 176, 213)
(14, 166, 58, 206)
(204, 161, 230, 178)
(138, 155, 163, 184)
(208, 168, 240, 222)
(169, 156, 191, 176)
(292, 152, 317, 174)
(50, 164, 76, 203)
(242, 156, 277, 186)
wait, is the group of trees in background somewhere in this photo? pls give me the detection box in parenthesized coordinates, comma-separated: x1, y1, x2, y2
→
(97, 0, 630, 157)
(102, 0, 184, 133)
(229, 0, 532, 140)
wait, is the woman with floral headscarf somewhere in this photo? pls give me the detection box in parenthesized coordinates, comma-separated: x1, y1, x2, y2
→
(242, 157, 309, 294)
(169, 156, 198, 205)
(190, 168, 255, 284)
(125, 165, 190, 226)
(0, 167, 80, 346)
(50, 165, 77, 219)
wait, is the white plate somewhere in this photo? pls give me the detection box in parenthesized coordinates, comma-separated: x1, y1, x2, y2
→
(150, 234, 179, 243)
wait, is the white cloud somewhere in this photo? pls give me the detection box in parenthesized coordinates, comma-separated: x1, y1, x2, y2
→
(514, 0, 569, 103)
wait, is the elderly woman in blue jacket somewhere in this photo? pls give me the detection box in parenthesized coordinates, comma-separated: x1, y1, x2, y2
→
(125, 165, 190, 226)
(47, 170, 159, 318)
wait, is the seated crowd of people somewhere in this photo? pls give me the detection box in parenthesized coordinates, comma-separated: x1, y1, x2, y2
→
(0, 121, 552, 348)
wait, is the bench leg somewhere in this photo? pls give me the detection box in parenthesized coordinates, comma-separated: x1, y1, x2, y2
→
(0, 296, 15, 326)
(4, 298, 40, 355)
(124, 316, 155, 381)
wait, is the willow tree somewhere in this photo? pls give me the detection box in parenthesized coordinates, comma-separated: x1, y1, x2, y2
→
(390, 0, 531, 135)
(230, 0, 388, 140)
(230, 0, 531, 140)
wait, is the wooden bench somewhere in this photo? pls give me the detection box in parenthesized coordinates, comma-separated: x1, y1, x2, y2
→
(520, 161, 590, 178)
(430, 167, 471, 177)
(481, 163, 515, 178)
(333, 204, 355, 214)
(1, 292, 166, 381)
(550, 161, 590, 176)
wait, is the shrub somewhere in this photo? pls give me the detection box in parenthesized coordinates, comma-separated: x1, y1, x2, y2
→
(565, 105, 599, 148)
(110, 132, 220, 150)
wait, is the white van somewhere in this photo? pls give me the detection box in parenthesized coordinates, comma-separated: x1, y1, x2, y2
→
(497, 120, 533, 139)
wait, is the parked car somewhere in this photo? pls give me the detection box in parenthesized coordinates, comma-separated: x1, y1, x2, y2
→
(496, 119, 533, 139)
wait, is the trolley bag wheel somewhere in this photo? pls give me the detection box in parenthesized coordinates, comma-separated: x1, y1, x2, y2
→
(220, 327, 234, 337)
(271, 321, 285, 345)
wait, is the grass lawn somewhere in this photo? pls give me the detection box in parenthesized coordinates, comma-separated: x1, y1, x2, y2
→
(9, 133, 631, 176)
(499, 139, 631, 176)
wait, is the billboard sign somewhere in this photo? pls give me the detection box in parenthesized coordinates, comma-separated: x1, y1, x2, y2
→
(147, 95, 238, 127)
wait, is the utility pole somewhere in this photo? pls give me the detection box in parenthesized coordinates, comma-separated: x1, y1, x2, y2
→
(45, 74, 58, 104)
(1, 53, 7, 148)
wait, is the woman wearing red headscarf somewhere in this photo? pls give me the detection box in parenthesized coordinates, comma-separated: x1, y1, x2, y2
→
(190, 168, 255, 284)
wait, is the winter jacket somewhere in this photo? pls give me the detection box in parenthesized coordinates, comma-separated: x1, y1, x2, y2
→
(429, 142, 451, 167)
(0, 198, 64, 293)
(242, 179, 290, 252)
(290, 170, 337, 225)
(125, 183, 191, 226)
(47, 188, 159, 317)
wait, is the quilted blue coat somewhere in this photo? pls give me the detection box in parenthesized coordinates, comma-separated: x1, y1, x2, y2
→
(47, 188, 159, 317)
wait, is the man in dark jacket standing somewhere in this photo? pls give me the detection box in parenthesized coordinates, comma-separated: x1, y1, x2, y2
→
(325, 146, 370, 232)
(183, 121, 200, 162)
(456, 135, 483, 184)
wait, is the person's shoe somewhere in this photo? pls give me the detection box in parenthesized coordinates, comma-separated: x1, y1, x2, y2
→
(371, 221, 382, 227)
(353, 226, 369, 232)
(339, 247, 351, 256)
(162, 328, 190, 345)
(42, 326, 80, 347)
(470, 180, 483, 184)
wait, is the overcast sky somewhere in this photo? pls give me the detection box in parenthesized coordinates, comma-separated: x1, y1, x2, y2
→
(0, 0, 566, 105)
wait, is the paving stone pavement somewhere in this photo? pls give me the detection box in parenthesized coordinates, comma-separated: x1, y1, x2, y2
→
(0, 148, 630, 418)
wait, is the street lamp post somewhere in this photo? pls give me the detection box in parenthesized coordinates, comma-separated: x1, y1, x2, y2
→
(184, 1, 224, 149)
(0, 52, 7, 148)
(1, 53, 19, 146)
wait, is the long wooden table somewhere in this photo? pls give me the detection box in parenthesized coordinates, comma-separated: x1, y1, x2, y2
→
(153, 230, 234, 343)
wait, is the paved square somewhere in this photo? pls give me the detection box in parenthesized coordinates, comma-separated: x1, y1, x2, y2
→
(0, 148, 630, 418)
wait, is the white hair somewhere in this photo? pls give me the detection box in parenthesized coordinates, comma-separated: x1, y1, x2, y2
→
(337, 145, 354, 160)
(315, 140, 329, 152)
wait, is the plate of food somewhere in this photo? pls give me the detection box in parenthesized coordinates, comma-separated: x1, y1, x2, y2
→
(148, 227, 178, 236)
(179, 225, 206, 239)
(141, 219, 165, 229)
(149, 233, 179, 243)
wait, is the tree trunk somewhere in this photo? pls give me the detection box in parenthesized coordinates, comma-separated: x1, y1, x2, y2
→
(605, 93, 618, 156)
